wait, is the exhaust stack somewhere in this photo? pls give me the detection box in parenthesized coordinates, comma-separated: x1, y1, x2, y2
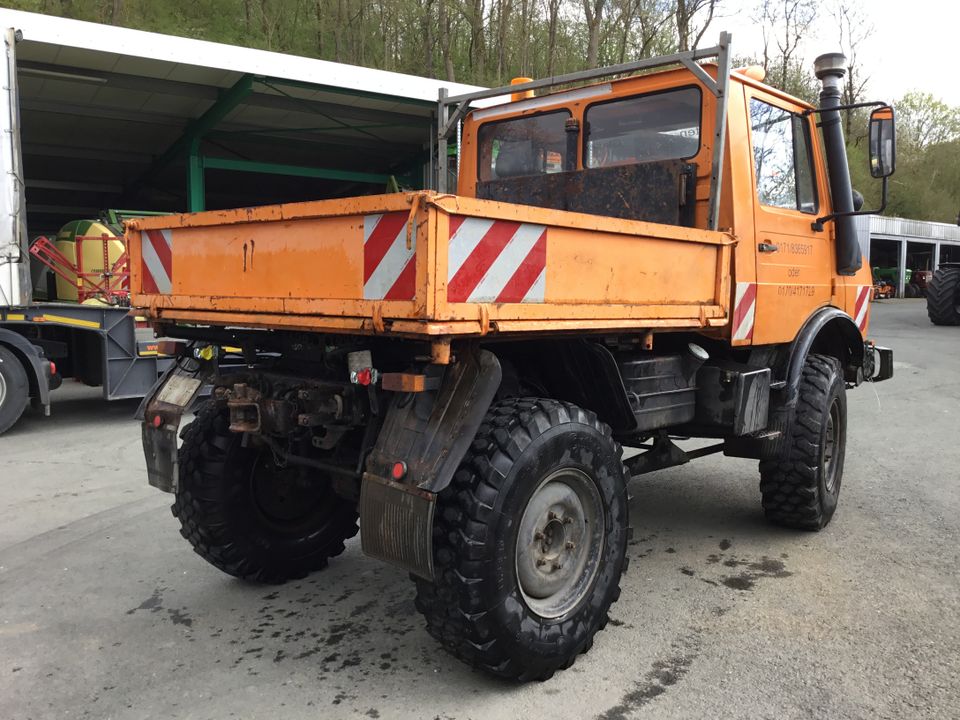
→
(814, 53, 862, 275)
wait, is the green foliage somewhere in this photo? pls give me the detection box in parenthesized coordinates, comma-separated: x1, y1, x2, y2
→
(5, 0, 724, 86)
(864, 92, 960, 223)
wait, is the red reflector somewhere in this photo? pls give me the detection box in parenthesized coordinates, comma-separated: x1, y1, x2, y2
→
(391, 461, 407, 481)
(152, 415, 163, 428)
(355, 368, 373, 386)
(49, 361, 57, 376)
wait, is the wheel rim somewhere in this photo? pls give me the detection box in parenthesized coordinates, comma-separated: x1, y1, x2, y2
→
(822, 398, 841, 494)
(515, 468, 605, 619)
(248, 453, 325, 530)
(0, 370, 6, 409)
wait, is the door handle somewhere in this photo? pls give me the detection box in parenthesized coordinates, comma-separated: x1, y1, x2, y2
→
(758, 242, 779, 253)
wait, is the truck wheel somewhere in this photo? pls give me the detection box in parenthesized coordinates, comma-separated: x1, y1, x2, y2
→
(413, 398, 629, 680)
(759, 354, 846, 530)
(172, 403, 358, 583)
(0, 346, 30, 435)
(927, 267, 960, 325)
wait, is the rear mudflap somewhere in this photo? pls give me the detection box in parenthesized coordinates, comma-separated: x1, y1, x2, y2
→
(360, 346, 501, 581)
(138, 359, 210, 493)
(359, 474, 436, 580)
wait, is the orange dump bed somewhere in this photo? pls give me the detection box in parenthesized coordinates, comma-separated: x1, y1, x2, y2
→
(128, 191, 734, 339)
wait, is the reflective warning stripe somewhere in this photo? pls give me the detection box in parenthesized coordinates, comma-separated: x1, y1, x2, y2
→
(363, 213, 415, 301)
(732, 281, 757, 342)
(853, 285, 871, 332)
(36, 313, 101, 329)
(447, 216, 547, 303)
(141, 229, 173, 294)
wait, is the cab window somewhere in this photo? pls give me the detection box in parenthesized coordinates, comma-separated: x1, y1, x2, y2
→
(584, 86, 701, 168)
(750, 98, 817, 213)
(477, 110, 570, 182)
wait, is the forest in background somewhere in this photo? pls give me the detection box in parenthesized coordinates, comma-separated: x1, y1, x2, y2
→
(3, 0, 959, 223)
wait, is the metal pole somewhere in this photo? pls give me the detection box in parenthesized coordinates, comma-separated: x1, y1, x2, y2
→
(708, 32, 732, 231)
(898, 239, 907, 298)
(436, 88, 448, 193)
(187, 136, 205, 213)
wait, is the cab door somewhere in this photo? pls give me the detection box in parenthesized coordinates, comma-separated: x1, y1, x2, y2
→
(746, 90, 833, 345)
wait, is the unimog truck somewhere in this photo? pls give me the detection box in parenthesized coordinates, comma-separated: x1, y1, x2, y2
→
(133, 36, 894, 680)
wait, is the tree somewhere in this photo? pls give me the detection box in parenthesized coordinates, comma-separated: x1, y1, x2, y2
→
(755, 0, 817, 96)
(896, 92, 960, 151)
(583, 0, 606, 69)
(676, 0, 717, 52)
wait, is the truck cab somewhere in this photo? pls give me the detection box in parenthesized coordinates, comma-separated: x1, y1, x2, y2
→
(454, 62, 878, 349)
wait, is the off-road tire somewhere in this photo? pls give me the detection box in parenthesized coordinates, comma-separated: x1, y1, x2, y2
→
(926, 267, 960, 325)
(172, 402, 358, 583)
(0, 346, 29, 435)
(413, 398, 630, 681)
(760, 354, 846, 530)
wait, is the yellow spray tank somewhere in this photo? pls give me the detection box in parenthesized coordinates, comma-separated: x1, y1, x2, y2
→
(52, 219, 126, 304)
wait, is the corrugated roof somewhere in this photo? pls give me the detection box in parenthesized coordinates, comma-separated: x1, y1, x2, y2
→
(870, 215, 960, 243)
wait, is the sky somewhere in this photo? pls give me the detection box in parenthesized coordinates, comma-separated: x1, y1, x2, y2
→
(713, 0, 958, 106)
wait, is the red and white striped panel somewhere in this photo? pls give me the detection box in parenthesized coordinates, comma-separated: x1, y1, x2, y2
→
(140, 229, 172, 294)
(732, 281, 757, 342)
(447, 216, 546, 303)
(853, 285, 871, 332)
(364, 212, 416, 301)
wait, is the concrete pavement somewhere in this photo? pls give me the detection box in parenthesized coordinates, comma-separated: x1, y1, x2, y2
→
(1, 299, 958, 719)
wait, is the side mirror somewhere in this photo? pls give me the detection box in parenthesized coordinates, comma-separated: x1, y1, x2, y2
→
(869, 106, 896, 178)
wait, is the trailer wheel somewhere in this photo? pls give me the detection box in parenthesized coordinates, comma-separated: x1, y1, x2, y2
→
(172, 402, 358, 583)
(0, 346, 30, 435)
(413, 398, 629, 681)
(926, 267, 960, 325)
(760, 354, 846, 530)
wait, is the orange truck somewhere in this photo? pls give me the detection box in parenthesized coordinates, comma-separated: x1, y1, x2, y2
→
(131, 36, 894, 680)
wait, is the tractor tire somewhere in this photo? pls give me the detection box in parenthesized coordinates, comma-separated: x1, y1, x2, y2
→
(926, 267, 960, 325)
(759, 354, 846, 531)
(413, 398, 630, 681)
(172, 402, 358, 583)
(0, 346, 29, 435)
(904, 283, 920, 299)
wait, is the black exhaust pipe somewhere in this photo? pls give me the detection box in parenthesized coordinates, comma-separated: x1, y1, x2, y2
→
(814, 53, 862, 276)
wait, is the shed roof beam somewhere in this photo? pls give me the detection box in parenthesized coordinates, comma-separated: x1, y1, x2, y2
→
(26, 179, 122, 193)
(20, 98, 190, 127)
(201, 156, 397, 186)
(22, 142, 153, 163)
(123, 74, 255, 200)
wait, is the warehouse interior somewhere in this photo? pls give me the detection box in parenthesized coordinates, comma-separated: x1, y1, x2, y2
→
(5, 10, 486, 240)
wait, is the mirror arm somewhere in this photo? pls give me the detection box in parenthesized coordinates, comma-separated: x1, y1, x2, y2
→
(803, 100, 889, 116)
(812, 176, 888, 231)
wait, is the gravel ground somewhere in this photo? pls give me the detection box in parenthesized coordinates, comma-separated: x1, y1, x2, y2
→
(1, 299, 958, 720)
